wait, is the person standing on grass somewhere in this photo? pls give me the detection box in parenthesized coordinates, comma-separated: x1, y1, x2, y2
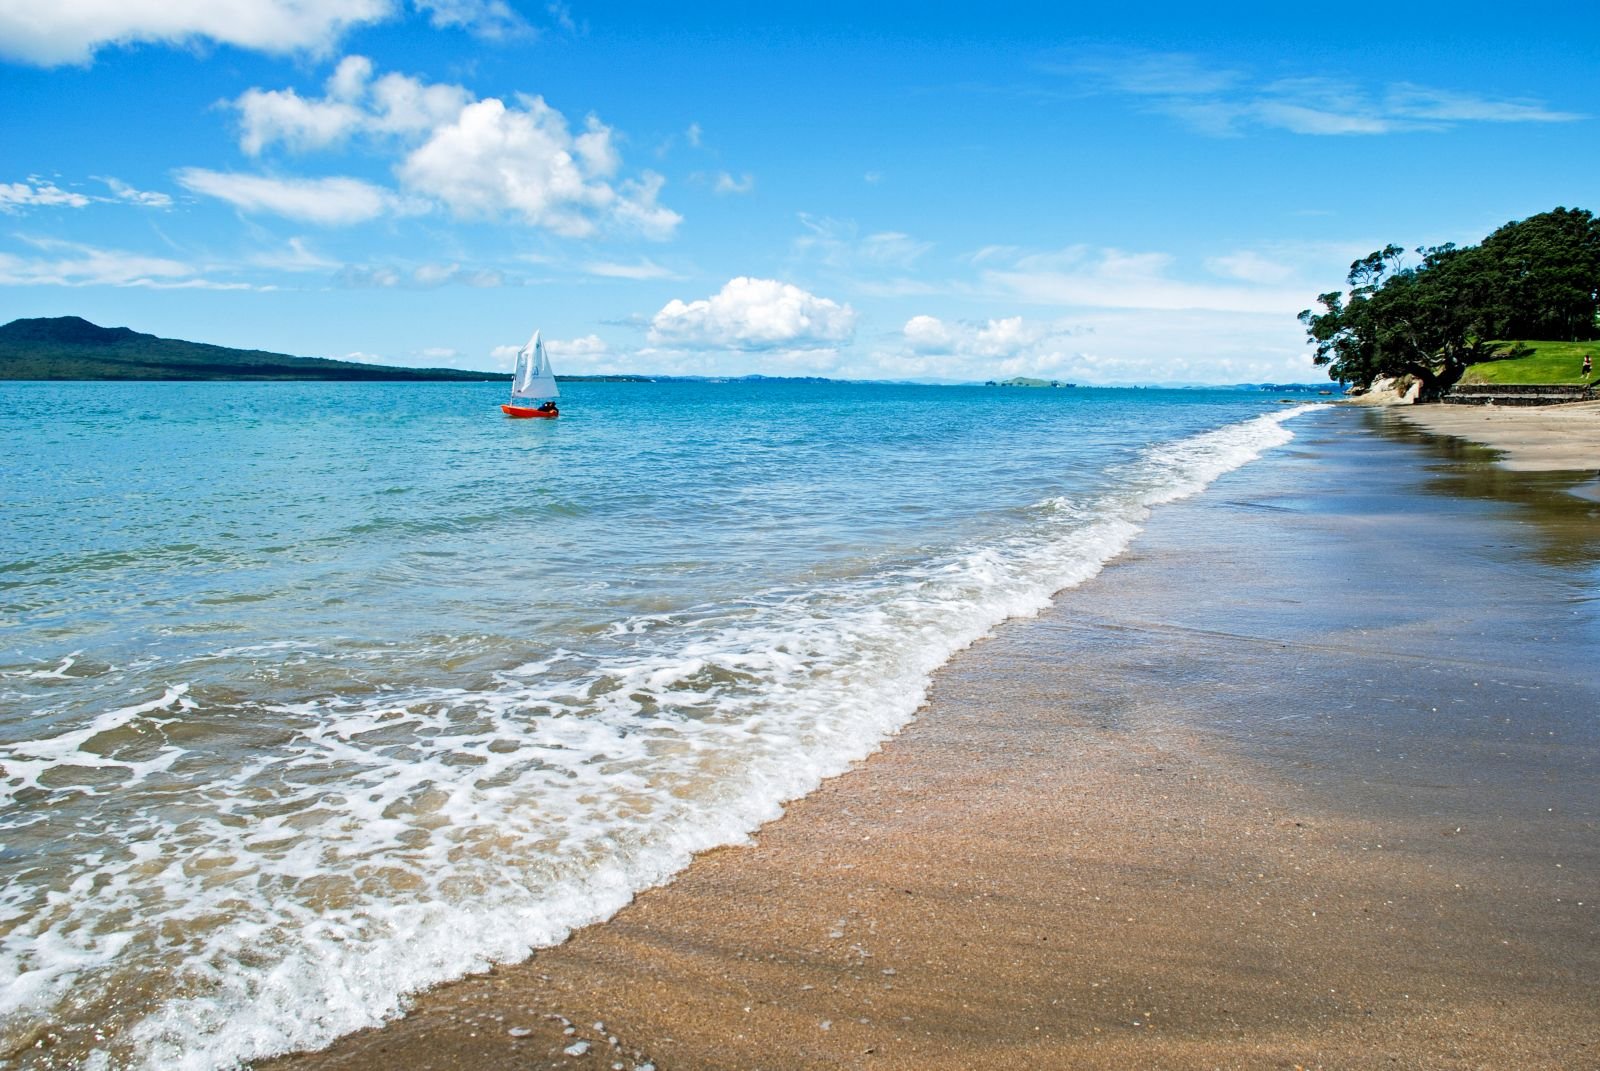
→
(1583, 353, 1592, 378)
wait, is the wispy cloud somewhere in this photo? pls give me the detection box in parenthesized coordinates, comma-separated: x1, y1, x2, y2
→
(977, 244, 1309, 315)
(1, 176, 172, 212)
(335, 262, 507, 288)
(0, 236, 250, 289)
(867, 308, 1316, 385)
(583, 259, 679, 280)
(793, 214, 934, 271)
(412, 0, 529, 39)
(713, 171, 755, 196)
(176, 169, 408, 225)
(1063, 48, 1584, 137)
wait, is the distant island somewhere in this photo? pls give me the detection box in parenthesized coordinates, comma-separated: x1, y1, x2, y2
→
(0, 316, 508, 382)
(987, 376, 1077, 388)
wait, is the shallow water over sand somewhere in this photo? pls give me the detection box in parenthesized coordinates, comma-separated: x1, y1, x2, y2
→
(0, 380, 1312, 1069)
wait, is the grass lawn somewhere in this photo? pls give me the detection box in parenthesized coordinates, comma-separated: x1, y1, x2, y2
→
(1461, 340, 1598, 385)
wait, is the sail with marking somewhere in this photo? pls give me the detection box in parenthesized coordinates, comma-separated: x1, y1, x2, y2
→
(509, 331, 559, 401)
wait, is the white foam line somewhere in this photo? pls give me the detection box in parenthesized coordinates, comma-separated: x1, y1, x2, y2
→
(0, 404, 1327, 1071)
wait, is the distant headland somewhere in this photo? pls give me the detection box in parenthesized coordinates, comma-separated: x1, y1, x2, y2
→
(0, 316, 509, 382)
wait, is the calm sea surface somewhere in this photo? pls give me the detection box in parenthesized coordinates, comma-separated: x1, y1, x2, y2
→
(0, 380, 1321, 1069)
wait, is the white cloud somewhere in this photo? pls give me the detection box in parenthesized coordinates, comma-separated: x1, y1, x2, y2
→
(0, 179, 91, 211)
(224, 58, 679, 237)
(546, 2, 578, 33)
(0, 0, 394, 67)
(583, 258, 677, 280)
(794, 214, 933, 271)
(713, 171, 754, 195)
(1069, 48, 1584, 137)
(176, 168, 403, 224)
(100, 177, 172, 207)
(413, 0, 526, 37)
(1, 176, 174, 211)
(396, 95, 680, 238)
(868, 309, 1317, 386)
(1204, 250, 1295, 285)
(980, 245, 1307, 315)
(878, 314, 1089, 380)
(649, 277, 856, 351)
(235, 55, 472, 153)
(250, 236, 339, 271)
(489, 333, 608, 372)
(0, 237, 246, 288)
(335, 261, 505, 287)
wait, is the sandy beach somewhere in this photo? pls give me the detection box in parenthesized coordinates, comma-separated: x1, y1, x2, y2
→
(1389, 399, 1600, 473)
(260, 406, 1600, 1071)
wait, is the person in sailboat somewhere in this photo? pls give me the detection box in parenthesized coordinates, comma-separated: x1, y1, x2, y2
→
(537, 401, 558, 414)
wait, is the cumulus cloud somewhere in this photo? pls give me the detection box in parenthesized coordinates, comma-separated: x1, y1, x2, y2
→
(235, 55, 473, 153)
(649, 277, 856, 351)
(176, 168, 404, 224)
(398, 97, 677, 237)
(0, 0, 394, 67)
(228, 59, 680, 238)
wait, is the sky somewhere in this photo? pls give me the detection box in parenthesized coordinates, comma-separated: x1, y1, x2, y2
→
(2, 2, 1597, 385)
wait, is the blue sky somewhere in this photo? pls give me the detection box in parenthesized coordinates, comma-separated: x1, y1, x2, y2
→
(2, 2, 1596, 384)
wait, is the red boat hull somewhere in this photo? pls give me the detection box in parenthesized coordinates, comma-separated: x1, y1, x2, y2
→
(501, 404, 558, 418)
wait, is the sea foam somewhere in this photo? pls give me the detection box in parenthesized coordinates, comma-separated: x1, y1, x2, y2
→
(0, 401, 1322, 1070)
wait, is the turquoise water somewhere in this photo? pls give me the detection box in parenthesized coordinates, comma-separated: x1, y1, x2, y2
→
(0, 380, 1320, 1069)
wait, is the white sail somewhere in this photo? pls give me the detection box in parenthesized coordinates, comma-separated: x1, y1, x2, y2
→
(509, 330, 559, 401)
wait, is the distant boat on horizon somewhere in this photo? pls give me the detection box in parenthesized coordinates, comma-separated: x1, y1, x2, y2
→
(501, 330, 560, 418)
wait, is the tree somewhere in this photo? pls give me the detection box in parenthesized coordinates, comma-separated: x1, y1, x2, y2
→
(1299, 243, 1507, 396)
(1475, 207, 1600, 342)
(1299, 206, 1596, 394)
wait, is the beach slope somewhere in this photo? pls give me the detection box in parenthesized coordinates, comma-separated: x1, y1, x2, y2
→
(262, 407, 1600, 1071)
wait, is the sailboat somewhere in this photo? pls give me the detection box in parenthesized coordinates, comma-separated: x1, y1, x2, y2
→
(501, 330, 560, 418)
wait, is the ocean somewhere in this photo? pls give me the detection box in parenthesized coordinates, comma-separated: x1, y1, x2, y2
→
(0, 379, 1323, 1070)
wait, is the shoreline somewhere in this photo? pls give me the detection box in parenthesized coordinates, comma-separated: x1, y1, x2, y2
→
(260, 407, 1600, 1071)
(1381, 398, 1600, 473)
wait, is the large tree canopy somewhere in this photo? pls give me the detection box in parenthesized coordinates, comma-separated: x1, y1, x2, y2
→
(1299, 207, 1600, 394)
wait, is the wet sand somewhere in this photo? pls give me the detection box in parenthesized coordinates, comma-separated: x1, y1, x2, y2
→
(1388, 399, 1600, 473)
(262, 408, 1600, 1071)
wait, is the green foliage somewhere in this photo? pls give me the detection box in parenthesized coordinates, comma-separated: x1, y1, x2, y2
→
(1299, 207, 1600, 394)
(1460, 341, 1598, 385)
(0, 316, 505, 382)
